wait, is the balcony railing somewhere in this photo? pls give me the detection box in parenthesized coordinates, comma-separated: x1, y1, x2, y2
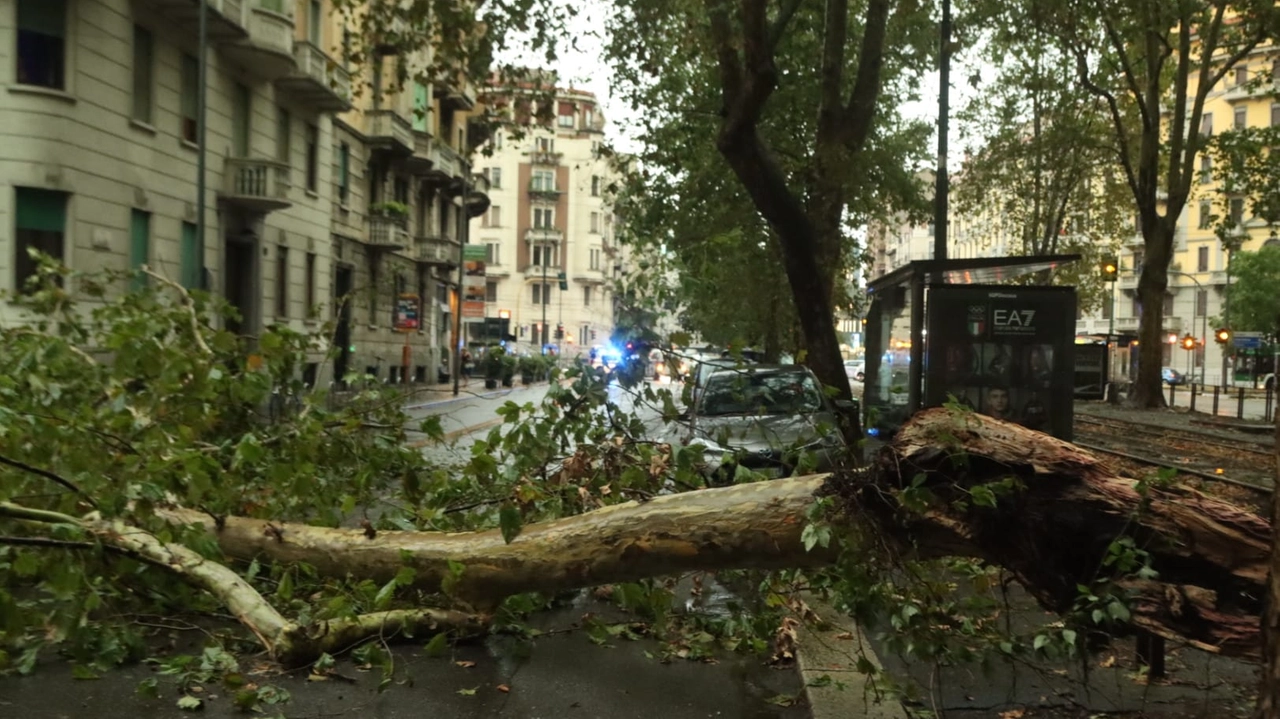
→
(414, 235, 460, 267)
(222, 0, 297, 80)
(527, 181, 561, 201)
(220, 158, 291, 211)
(136, 0, 248, 41)
(366, 110, 414, 155)
(367, 214, 409, 249)
(276, 41, 351, 111)
(525, 227, 563, 243)
(530, 150, 562, 165)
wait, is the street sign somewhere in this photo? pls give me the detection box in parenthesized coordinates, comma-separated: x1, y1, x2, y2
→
(1234, 335, 1264, 349)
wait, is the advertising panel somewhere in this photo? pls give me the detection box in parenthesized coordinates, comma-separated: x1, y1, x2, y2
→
(394, 293, 420, 332)
(462, 244, 487, 319)
(925, 286, 1076, 440)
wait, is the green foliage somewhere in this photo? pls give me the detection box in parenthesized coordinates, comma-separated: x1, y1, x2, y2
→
(1222, 246, 1280, 335)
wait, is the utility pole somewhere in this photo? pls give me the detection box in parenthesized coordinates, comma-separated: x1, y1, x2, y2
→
(933, 0, 951, 266)
(541, 238, 548, 355)
(452, 173, 470, 397)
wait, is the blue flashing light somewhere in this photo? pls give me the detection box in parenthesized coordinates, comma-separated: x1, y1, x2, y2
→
(866, 427, 881, 438)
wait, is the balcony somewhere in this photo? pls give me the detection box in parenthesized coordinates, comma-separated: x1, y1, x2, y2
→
(405, 131, 434, 175)
(365, 110, 414, 156)
(421, 143, 464, 187)
(367, 214, 409, 250)
(219, 158, 291, 212)
(523, 263, 560, 279)
(525, 227, 563, 243)
(1118, 274, 1139, 291)
(436, 76, 477, 112)
(1113, 317, 1139, 332)
(1210, 270, 1229, 286)
(527, 181, 562, 202)
(573, 269, 607, 285)
(414, 235, 460, 267)
(1224, 80, 1276, 103)
(135, 0, 248, 41)
(275, 42, 351, 111)
(530, 150, 562, 166)
(221, 0, 297, 81)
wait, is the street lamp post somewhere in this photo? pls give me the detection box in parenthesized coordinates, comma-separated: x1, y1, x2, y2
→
(1168, 271, 1209, 385)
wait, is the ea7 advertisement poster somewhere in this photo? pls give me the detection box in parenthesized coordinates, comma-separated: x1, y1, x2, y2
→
(925, 286, 1076, 440)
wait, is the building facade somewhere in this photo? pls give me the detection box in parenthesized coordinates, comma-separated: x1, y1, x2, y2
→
(0, 0, 488, 387)
(468, 84, 621, 355)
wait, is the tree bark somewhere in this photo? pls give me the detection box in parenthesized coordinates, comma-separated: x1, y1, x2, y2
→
(1131, 217, 1175, 407)
(147, 408, 1270, 661)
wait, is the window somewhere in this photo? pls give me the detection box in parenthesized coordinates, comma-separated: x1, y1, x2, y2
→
(1200, 113, 1213, 137)
(14, 188, 67, 293)
(590, 212, 599, 233)
(557, 113, 575, 128)
(1100, 299, 1112, 320)
(16, 0, 67, 90)
(483, 205, 501, 227)
(583, 286, 591, 307)
(1199, 155, 1212, 184)
(532, 170, 555, 191)
(1197, 245, 1209, 271)
(305, 124, 319, 192)
(232, 84, 251, 157)
(129, 209, 150, 291)
(533, 208, 554, 228)
(1198, 201, 1211, 229)
(487, 167, 502, 188)
(180, 54, 200, 143)
(1236, 66, 1249, 86)
(308, 0, 322, 44)
(494, 131, 503, 149)
(412, 81, 428, 132)
(1235, 106, 1247, 130)
(1196, 289, 1208, 317)
(132, 25, 153, 123)
(585, 108, 595, 128)
(276, 246, 289, 317)
(277, 107, 291, 163)
(1230, 197, 1244, 225)
(1273, 104, 1280, 128)
(533, 244, 556, 267)
(485, 281, 498, 303)
(1273, 59, 1280, 82)
(590, 248, 601, 270)
(591, 175, 601, 196)
(337, 142, 350, 204)
(536, 137, 554, 153)
(1162, 293, 1174, 315)
(532, 283, 549, 305)
(1130, 297, 1141, 318)
(486, 241, 501, 265)
(180, 221, 201, 290)
(305, 252, 316, 317)
(394, 177, 409, 204)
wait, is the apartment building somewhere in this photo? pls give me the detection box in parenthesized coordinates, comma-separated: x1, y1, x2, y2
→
(0, 0, 489, 387)
(469, 83, 621, 354)
(324, 7, 488, 384)
(1, 0, 346, 377)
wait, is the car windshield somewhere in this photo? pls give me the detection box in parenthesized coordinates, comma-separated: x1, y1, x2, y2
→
(698, 370, 824, 416)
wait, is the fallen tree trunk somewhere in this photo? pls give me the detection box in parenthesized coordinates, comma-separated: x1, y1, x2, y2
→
(6, 408, 1269, 665)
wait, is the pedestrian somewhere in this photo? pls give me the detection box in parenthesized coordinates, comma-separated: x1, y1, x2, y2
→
(461, 348, 473, 386)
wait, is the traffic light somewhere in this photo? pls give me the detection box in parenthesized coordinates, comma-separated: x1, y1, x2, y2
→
(1215, 328, 1232, 344)
(1100, 257, 1118, 282)
(555, 324, 564, 340)
(1180, 334, 1196, 350)
(590, 329, 597, 341)
(557, 271, 568, 291)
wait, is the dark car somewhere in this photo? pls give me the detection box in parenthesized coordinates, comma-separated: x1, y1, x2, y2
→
(1161, 367, 1185, 385)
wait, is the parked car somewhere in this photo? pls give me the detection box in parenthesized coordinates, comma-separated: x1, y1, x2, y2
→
(1162, 367, 1185, 385)
(676, 365, 852, 485)
(686, 357, 755, 409)
(844, 359, 865, 383)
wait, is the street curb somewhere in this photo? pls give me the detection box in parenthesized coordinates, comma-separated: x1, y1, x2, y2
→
(797, 595, 907, 719)
(408, 417, 505, 448)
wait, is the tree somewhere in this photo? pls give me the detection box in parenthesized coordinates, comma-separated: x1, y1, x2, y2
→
(603, 0, 935, 426)
(1029, 0, 1280, 407)
(1223, 246, 1280, 338)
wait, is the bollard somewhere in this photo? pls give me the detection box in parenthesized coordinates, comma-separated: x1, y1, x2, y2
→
(1135, 632, 1167, 679)
(1190, 383, 1197, 412)
(1213, 385, 1220, 415)
(1238, 387, 1246, 420)
(1168, 382, 1176, 406)
(1267, 383, 1275, 423)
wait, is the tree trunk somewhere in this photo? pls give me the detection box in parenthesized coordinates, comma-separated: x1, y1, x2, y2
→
(1257, 414, 1280, 718)
(145, 408, 1268, 662)
(1130, 218, 1175, 408)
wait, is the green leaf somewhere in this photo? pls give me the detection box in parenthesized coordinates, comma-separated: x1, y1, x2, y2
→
(457, 687, 478, 696)
(1062, 629, 1077, 646)
(71, 664, 100, 680)
(1033, 634, 1049, 651)
(176, 695, 203, 711)
(970, 485, 997, 509)
(374, 578, 398, 611)
(424, 632, 449, 658)
(137, 677, 160, 699)
(1107, 600, 1131, 622)
(499, 503, 523, 544)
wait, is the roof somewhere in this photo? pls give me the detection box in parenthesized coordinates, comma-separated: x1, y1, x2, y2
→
(868, 254, 1083, 292)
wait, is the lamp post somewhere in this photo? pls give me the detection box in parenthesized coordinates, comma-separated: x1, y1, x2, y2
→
(195, 0, 208, 289)
(1168, 270, 1209, 385)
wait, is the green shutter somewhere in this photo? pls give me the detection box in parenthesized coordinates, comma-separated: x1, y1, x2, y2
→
(15, 188, 67, 232)
(130, 210, 150, 290)
(18, 0, 66, 37)
(413, 83, 428, 132)
(180, 222, 201, 289)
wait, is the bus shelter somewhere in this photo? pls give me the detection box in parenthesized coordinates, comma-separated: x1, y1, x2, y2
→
(863, 255, 1081, 441)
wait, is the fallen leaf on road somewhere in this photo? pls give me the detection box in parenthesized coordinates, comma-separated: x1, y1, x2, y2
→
(834, 631, 855, 640)
(998, 709, 1025, 719)
(457, 687, 477, 696)
(497, 684, 511, 693)
(1099, 655, 1116, 668)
